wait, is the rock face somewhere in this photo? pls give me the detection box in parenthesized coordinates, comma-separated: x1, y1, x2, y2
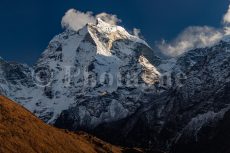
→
(89, 40, 230, 152)
(173, 108, 230, 153)
(1, 18, 230, 153)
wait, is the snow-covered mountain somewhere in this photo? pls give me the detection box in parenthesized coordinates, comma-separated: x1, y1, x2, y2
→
(0, 18, 162, 127)
(88, 39, 230, 152)
(1, 18, 230, 153)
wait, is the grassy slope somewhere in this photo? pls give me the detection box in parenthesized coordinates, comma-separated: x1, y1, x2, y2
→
(0, 95, 127, 153)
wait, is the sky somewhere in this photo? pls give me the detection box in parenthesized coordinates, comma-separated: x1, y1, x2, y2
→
(0, 0, 229, 65)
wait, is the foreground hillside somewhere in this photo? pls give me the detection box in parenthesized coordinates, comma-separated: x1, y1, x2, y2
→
(0, 95, 145, 153)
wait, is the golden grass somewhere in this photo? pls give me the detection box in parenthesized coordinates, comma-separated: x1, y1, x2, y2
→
(0, 95, 124, 153)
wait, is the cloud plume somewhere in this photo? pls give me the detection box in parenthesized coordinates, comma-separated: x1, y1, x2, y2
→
(61, 9, 95, 31)
(157, 4, 230, 57)
(61, 9, 122, 31)
(61, 9, 143, 39)
(157, 26, 224, 56)
(224, 5, 230, 24)
(133, 28, 141, 37)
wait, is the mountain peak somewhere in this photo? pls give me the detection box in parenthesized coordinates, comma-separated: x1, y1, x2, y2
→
(96, 17, 108, 26)
(1, 17, 161, 125)
(87, 17, 149, 47)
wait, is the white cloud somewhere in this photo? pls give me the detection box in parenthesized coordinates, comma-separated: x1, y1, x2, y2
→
(61, 9, 96, 31)
(133, 28, 141, 37)
(157, 26, 224, 56)
(96, 13, 121, 25)
(224, 5, 230, 24)
(157, 4, 230, 57)
(223, 5, 230, 35)
(61, 9, 122, 31)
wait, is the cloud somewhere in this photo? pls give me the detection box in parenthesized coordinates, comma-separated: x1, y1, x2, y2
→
(61, 9, 122, 31)
(157, 26, 224, 56)
(224, 5, 230, 24)
(133, 28, 141, 37)
(223, 5, 230, 35)
(157, 4, 230, 57)
(96, 13, 121, 25)
(61, 9, 96, 31)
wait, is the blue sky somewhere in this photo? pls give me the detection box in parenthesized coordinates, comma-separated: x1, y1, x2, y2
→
(0, 0, 229, 65)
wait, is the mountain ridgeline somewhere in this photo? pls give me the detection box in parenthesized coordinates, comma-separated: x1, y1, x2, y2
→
(1, 18, 230, 152)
